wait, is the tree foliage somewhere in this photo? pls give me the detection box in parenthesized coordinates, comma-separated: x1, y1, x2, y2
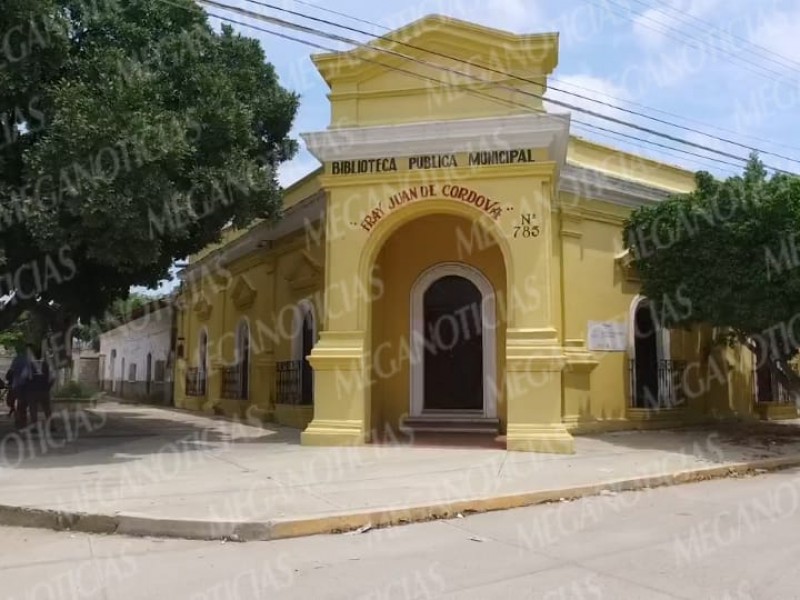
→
(0, 0, 298, 342)
(624, 155, 800, 376)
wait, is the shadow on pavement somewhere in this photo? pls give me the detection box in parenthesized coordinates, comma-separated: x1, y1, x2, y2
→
(0, 400, 301, 470)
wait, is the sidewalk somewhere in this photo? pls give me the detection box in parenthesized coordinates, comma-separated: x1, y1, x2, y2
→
(1, 401, 800, 541)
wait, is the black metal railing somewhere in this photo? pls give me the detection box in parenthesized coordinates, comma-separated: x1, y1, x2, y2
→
(754, 367, 798, 405)
(629, 359, 688, 409)
(221, 366, 247, 400)
(276, 360, 311, 405)
(185, 367, 206, 397)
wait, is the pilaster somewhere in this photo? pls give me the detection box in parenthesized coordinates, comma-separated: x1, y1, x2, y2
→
(301, 330, 370, 446)
(503, 178, 574, 453)
(559, 207, 600, 426)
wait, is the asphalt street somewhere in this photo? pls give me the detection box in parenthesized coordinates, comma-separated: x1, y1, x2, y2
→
(3, 469, 800, 599)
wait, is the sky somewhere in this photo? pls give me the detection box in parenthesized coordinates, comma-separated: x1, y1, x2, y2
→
(206, 0, 800, 184)
(140, 0, 800, 293)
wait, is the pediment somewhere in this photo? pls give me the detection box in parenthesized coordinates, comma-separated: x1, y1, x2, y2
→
(285, 250, 322, 292)
(615, 249, 640, 283)
(312, 15, 558, 86)
(193, 294, 213, 321)
(231, 276, 257, 311)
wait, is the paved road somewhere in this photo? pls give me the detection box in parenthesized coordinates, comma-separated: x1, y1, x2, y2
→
(3, 469, 800, 599)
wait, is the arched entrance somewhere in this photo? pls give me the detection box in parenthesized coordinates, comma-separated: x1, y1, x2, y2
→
(411, 263, 497, 419)
(367, 211, 506, 435)
(629, 296, 672, 409)
(633, 303, 658, 408)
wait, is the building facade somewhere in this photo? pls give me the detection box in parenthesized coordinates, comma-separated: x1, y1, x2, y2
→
(100, 302, 174, 405)
(173, 16, 796, 453)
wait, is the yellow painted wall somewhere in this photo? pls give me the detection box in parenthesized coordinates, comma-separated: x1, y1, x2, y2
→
(568, 137, 696, 194)
(371, 213, 507, 432)
(174, 217, 325, 429)
(171, 14, 780, 448)
(558, 191, 766, 431)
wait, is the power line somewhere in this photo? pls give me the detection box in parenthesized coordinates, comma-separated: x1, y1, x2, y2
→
(588, 0, 791, 83)
(199, 6, 750, 176)
(204, 0, 795, 174)
(235, 0, 800, 168)
(572, 123, 740, 177)
(629, 0, 800, 74)
(286, 0, 800, 155)
(290, 0, 387, 31)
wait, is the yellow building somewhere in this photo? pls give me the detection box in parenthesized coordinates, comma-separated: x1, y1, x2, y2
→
(173, 15, 795, 453)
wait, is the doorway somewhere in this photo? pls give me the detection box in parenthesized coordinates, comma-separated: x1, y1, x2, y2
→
(423, 275, 483, 411)
(410, 263, 497, 419)
(633, 302, 659, 408)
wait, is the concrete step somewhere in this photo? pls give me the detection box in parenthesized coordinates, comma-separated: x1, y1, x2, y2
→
(402, 415, 500, 435)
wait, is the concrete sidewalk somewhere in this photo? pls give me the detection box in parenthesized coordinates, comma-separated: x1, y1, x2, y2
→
(2, 401, 800, 541)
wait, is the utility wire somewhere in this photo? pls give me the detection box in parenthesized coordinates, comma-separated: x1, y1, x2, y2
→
(588, 0, 791, 83)
(236, 0, 800, 168)
(629, 0, 800, 74)
(202, 0, 795, 174)
(572, 123, 740, 177)
(200, 6, 751, 175)
(244, 0, 799, 163)
(287, 0, 800, 155)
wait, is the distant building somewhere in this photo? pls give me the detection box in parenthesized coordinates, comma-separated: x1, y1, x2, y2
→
(99, 299, 175, 405)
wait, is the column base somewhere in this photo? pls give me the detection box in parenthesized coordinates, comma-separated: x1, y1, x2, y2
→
(506, 424, 575, 454)
(301, 419, 368, 447)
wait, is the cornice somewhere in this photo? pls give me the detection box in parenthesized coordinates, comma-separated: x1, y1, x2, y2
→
(180, 192, 325, 284)
(302, 113, 571, 169)
(559, 164, 677, 209)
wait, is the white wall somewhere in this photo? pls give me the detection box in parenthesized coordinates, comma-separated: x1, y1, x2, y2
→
(99, 307, 173, 389)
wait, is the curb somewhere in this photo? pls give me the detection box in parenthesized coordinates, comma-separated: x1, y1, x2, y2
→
(3, 454, 800, 542)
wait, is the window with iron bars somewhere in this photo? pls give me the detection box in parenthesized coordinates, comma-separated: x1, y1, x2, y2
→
(275, 360, 312, 405)
(185, 367, 206, 397)
(628, 359, 687, 409)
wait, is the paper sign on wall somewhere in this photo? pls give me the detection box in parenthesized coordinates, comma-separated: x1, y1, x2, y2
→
(587, 321, 628, 352)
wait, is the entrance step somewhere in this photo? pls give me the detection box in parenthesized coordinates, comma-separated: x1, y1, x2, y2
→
(401, 415, 500, 435)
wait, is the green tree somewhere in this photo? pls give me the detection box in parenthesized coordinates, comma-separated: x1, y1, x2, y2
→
(74, 291, 155, 351)
(0, 0, 298, 355)
(624, 155, 800, 386)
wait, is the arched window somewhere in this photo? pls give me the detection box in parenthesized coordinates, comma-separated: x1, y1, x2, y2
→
(109, 349, 117, 392)
(628, 296, 678, 409)
(294, 300, 317, 405)
(146, 352, 153, 395)
(236, 319, 251, 400)
(198, 328, 208, 395)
